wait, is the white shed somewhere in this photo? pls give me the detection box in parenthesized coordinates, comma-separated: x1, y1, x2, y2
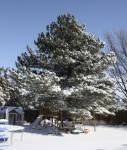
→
(0, 106, 24, 125)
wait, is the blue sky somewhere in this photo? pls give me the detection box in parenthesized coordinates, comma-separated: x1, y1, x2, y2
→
(0, 0, 127, 68)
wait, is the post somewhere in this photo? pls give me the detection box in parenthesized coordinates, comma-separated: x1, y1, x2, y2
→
(21, 130, 23, 142)
(22, 112, 24, 125)
(10, 131, 13, 145)
(6, 108, 9, 124)
(93, 112, 96, 132)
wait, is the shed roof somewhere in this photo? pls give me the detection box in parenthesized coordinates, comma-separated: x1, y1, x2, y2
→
(0, 106, 23, 114)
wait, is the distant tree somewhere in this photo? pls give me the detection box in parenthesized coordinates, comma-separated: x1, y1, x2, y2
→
(0, 68, 10, 105)
(16, 14, 117, 118)
(105, 31, 127, 107)
(0, 68, 7, 105)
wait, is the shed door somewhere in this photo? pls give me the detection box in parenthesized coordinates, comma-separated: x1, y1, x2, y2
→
(9, 113, 17, 125)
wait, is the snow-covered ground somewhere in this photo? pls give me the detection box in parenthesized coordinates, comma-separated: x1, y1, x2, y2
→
(4, 125, 127, 150)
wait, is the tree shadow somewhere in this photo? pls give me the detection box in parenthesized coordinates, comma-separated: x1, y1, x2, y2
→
(110, 125, 127, 131)
(122, 144, 127, 148)
(96, 149, 106, 150)
(23, 125, 63, 136)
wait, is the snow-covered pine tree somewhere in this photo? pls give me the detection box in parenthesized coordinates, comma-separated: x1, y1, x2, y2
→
(16, 14, 117, 118)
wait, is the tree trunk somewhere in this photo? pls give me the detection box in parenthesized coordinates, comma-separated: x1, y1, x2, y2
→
(60, 111, 63, 127)
(51, 117, 53, 126)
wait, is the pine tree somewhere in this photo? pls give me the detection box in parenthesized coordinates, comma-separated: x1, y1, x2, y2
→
(16, 14, 117, 118)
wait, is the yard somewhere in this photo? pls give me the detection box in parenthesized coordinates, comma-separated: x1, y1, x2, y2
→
(6, 125, 127, 150)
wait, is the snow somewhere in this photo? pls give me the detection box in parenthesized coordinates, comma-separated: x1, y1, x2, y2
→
(51, 85, 61, 92)
(63, 88, 74, 96)
(63, 87, 79, 96)
(95, 107, 115, 115)
(5, 125, 127, 150)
